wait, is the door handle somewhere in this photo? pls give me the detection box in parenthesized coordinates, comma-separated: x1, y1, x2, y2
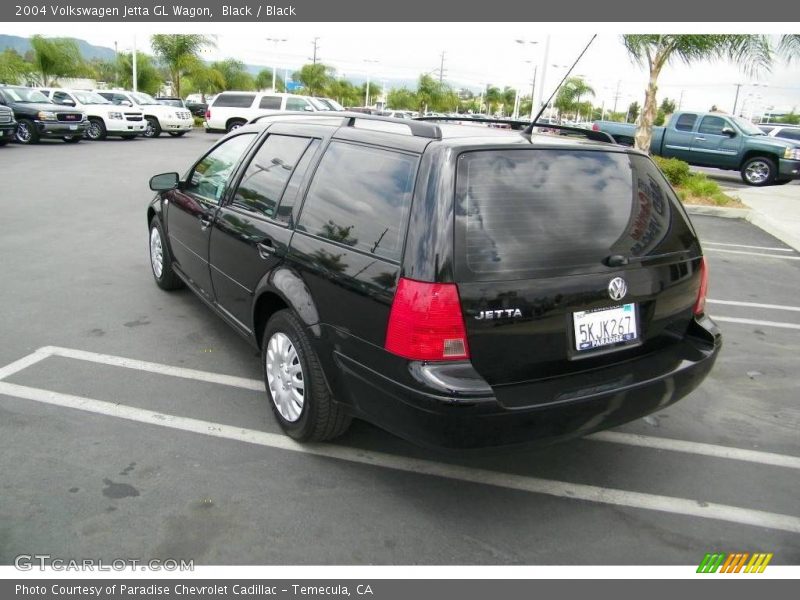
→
(199, 215, 213, 229)
(257, 240, 275, 259)
(694, 137, 706, 141)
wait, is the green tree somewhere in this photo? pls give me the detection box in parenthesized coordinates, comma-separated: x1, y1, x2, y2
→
(183, 65, 227, 96)
(292, 63, 335, 96)
(484, 85, 502, 115)
(255, 68, 285, 91)
(387, 87, 417, 110)
(150, 34, 215, 97)
(554, 77, 595, 119)
(211, 59, 255, 90)
(416, 73, 446, 114)
(117, 52, 162, 95)
(626, 101, 640, 123)
(28, 35, 84, 86)
(329, 78, 362, 107)
(0, 48, 32, 85)
(622, 34, 771, 151)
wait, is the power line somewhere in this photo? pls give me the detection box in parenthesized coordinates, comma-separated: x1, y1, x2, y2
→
(310, 37, 320, 65)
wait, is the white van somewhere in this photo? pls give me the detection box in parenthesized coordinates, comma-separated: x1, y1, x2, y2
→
(40, 88, 146, 140)
(94, 90, 193, 138)
(205, 92, 322, 133)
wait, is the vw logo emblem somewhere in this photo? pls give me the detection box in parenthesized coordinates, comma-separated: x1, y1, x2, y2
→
(608, 277, 628, 301)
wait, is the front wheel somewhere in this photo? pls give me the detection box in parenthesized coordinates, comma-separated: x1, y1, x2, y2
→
(262, 310, 351, 442)
(741, 156, 777, 186)
(86, 118, 107, 140)
(144, 116, 161, 138)
(15, 119, 39, 144)
(63, 136, 81, 144)
(149, 217, 184, 290)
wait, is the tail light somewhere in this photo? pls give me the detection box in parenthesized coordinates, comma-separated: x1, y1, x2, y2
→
(385, 278, 470, 361)
(592, 123, 600, 131)
(205, 109, 211, 120)
(694, 257, 708, 316)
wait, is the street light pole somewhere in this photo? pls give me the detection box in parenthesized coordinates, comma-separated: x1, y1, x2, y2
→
(515, 39, 539, 120)
(266, 37, 287, 92)
(363, 59, 379, 107)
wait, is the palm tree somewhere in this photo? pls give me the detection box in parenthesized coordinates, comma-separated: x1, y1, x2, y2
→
(151, 34, 215, 98)
(293, 63, 335, 97)
(554, 77, 595, 120)
(622, 35, 771, 152)
(29, 35, 84, 86)
(484, 85, 502, 115)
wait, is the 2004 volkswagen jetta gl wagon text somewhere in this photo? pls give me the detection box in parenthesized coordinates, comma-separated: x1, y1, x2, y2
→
(146, 113, 721, 449)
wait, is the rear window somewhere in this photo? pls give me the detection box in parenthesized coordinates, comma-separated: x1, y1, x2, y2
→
(455, 149, 696, 280)
(674, 114, 697, 131)
(214, 93, 256, 108)
(259, 96, 282, 109)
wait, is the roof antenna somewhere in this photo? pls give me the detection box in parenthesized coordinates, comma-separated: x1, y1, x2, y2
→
(525, 34, 598, 134)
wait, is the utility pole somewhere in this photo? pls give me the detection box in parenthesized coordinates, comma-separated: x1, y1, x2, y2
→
(266, 38, 287, 92)
(311, 37, 320, 65)
(732, 83, 743, 115)
(678, 89, 685, 110)
(535, 35, 551, 115)
(529, 65, 537, 121)
(612, 79, 621, 114)
(438, 51, 446, 85)
(132, 35, 138, 92)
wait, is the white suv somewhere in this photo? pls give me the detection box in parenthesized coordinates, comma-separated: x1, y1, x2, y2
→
(205, 91, 322, 133)
(40, 88, 146, 140)
(94, 90, 193, 138)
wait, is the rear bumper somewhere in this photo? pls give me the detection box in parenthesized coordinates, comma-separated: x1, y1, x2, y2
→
(778, 158, 800, 180)
(336, 316, 722, 449)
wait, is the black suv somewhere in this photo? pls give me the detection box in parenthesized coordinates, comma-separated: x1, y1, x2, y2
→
(0, 104, 16, 145)
(0, 85, 87, 144)
(147, 113, 721, 448)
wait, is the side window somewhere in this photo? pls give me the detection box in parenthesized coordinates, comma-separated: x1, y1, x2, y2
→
(779, 130, 800, 142)
(231, 135, 312, 219)
(286, 98, 310, 112)
(97, 92, 112, 102)
(276, 139, 320, 225)
(675, 114, 697, 131)
(698, 116, 728, 136)
(297, 142, 418, 261)
(53, 91, 71, 104)
(214, 93, 256, 108)
(185, 133, 256, 203)
(259, 96, 282, 109)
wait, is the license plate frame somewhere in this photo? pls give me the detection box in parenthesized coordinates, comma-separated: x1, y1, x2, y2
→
(572, 303, 639, 353)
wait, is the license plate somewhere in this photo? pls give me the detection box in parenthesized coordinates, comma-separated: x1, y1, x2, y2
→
(69, 125, 78, 130)
(573, 303, 638, 351)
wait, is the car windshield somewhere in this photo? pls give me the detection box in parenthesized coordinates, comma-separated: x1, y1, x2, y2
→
(308, 97, 332, 111)
(158, 99, 183, 107)
(130, 92, 159, 105)
(73, 91, 110, 105)
(2, 87, 49, 103)
(732, 116, 766, 135)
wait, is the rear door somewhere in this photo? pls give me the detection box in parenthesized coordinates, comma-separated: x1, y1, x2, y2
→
(208, 131, 322, 331)
(453, 148, 703, 391)
(163, 132, 256, 298)
(662, 113, 698, 161)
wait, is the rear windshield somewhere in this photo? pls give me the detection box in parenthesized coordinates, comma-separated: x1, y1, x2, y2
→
(214, 93, 256, 108)
(455, 149, 697, 280)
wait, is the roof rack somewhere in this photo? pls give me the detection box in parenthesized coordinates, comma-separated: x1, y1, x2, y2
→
(248, 111, 442, 139)
(412, 116, 615, 144)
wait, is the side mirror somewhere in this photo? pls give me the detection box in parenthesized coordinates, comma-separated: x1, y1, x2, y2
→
(304, 106, 314, 112)
(149, 172, 180, 192)
(721, 126, 736, 137)
(120, 100, 133, 107)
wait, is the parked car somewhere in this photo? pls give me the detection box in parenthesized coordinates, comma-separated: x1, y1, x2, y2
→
(146, 112, 721, 448)
(94, 89, 193, 138)
(40, 88, 145, 140)
(155, 96, 185, 108)
(310, 97, 346, 112)
(759, 124, 800, 143)
(204, 91, 322, 133)
(185, 99, 208, 118)
(0, 84, 87, 144)
(0, 104, 16, 145)
(595, 111, 800, 186)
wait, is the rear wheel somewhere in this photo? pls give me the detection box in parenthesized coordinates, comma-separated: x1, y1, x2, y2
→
(144, 116, 161, 138)
(15, 119, 38, 144)
(262, 310, 351, 442)
(86, 118, 107, 140)
(168, 131, 187, 137)
(149, 217, 184, 290)
(226, 119, 246, 133)
(741, 156, 777, 186)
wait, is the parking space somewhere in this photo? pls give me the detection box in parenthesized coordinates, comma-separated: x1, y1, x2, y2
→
(0, 135, 798, 565)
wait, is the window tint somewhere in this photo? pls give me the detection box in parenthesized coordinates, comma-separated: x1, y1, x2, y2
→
(675, 113, 697, 131)
(286, 98, 310, 111)
(259, 96, 282, 109)
(276, 139, 320, 225)
(455, 150, 695, 279)
(214, 93, 256, 108)
(698, 116, 728, 135)
(186, 134, 256, 203)
(53, 91, 72, 104)
(232, 135, 311, 218)
(297, 142, 418, 261)
(777, 129, 800, 141)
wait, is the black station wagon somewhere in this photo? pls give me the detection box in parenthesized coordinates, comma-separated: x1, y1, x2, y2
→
(147, 113, 721, 448)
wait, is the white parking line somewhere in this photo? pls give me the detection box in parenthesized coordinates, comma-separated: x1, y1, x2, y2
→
(705, 242, 794, 253)
(705, 248, 800, 261)
(708, 299, 800, 312)
(0, 347, 52, 381)
(1, 379, 799, 535)
(714, 316, 800, 331)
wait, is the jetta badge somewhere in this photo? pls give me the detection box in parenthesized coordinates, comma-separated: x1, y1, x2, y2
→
(608, 277, 628, 301)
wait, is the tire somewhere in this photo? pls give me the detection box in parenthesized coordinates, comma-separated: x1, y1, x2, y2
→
(15, 119, 39, 144)
(86, 118, 107, 140)
(262, 310, 351, 442)
(775, 178, 793, 185)
(144, 116, 162, 138)
(226, 119, 246, 133)
(121, 135, 136, 140)
(0, 140, 8, 146)
(148, 217, 184, 291)
(741, 156, 777, 186)
(168, 131, 187, 137)
(63, 136, 81, 144)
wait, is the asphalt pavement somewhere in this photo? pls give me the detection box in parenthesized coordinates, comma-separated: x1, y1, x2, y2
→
(0, 134, 798, 566)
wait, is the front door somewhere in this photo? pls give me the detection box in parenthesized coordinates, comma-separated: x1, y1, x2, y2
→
(690, 115, 742, 169)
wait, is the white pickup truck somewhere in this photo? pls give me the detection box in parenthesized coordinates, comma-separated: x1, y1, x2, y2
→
(94, 89, 193, 138)
(41, 88, 146, 140)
